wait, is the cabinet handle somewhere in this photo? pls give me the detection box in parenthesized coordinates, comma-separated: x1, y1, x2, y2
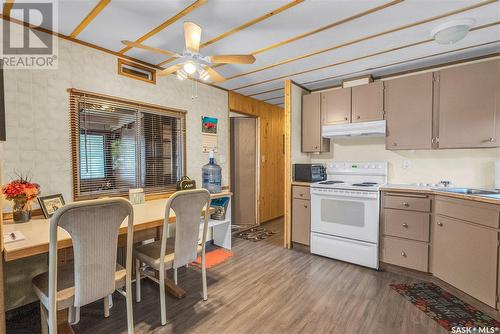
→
(437, 222, 443, 227)
(402, 202, 410, 207)
(356, 116, 361, 119)
(304, 204, 308, 208)
(344, 117, 348, 121)
(392, 142, 398, 147)
(401, 251, 407, 258)
(314, 146, 318, 149)
(490, 137, 496, 143)
(402, 223, 408, 228)
(299, 193, 303, 197)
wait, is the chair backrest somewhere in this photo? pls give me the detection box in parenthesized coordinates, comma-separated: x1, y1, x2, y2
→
(48, 198, 134, 308)
(161, 189, 211, 269)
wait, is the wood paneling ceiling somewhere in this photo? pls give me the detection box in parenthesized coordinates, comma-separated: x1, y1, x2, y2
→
(2, 0, 499, 106)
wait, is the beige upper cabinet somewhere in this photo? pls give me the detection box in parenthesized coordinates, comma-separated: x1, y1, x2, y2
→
(432, 215, 498, 307)
(302, 93, 330, 153)
(352, 82, 384, 123)
(321, 88, 351, 124)
(385, 73, 434, 150)
(437, 60, 500, 149)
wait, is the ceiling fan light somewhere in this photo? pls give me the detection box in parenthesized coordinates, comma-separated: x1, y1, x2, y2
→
(183, 61, 197, 74)
(431, 18, 475, 45)
(199, 69, 210, 81)
(176, 69, 188, 80)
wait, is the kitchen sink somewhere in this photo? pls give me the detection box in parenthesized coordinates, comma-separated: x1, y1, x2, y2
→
(436, 188, 500, 195)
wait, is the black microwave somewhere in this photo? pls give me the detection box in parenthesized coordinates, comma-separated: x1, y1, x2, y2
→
(293, 164, 326, 183)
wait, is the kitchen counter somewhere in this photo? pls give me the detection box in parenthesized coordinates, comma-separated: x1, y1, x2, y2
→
(381, 184, 500, 205)
(291, 181, 315, 187)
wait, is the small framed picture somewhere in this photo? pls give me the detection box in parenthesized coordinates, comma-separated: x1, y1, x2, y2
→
(38, 194, 66, 218)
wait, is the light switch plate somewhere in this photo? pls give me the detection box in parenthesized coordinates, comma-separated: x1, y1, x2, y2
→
(402, 159, 411, 169)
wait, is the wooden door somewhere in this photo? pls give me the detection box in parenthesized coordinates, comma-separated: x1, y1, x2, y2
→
(230, 117, 257, 226)
(385, 73, 433, 150)
(321, 88, 351, 124)
(432, 215, 498, 307)
(438, 60, 500, 148)
(352, 82, 384, 122)
(302, 93, 322, 152)
(292, 198, 310, 245)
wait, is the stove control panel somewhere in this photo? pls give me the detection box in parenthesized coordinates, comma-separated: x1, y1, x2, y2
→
(311, 187, 378, 199)
(327, 161, 387, 176)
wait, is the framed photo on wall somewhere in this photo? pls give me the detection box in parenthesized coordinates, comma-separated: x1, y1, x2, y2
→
(38, 194, 66, 218)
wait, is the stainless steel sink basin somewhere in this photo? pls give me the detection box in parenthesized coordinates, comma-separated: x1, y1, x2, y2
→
(436, 188, 500, 195)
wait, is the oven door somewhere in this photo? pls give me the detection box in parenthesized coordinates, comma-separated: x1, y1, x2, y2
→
(311, 191, 379, 243)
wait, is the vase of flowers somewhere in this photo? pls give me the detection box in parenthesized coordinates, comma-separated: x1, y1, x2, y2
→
(2, 174, 40, 223)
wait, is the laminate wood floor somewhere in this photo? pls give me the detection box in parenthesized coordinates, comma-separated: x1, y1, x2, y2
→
(9, 219, 449, 334)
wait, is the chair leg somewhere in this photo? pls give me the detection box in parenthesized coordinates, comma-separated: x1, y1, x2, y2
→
(104, 295, 110, 318)
(202, 258, 208, 301)
(173, 267, 178, 285)
(68, 306, 80, 325)
(125, 289, 134, 334)
(159, 269, 167, 326)
(135, 258, 141, 303)
(39, 303, 48, 334)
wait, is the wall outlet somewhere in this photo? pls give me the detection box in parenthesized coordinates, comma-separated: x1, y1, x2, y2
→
(402, 159, 412, 169)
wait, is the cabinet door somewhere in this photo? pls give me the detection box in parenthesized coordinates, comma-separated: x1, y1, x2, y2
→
(292, 198, 310, 245)
(438, 60, 500, 148)
(385, 73, 433, 150)
(432, 216, 498, 307)
(352, 82, 384, 122)
(302, 93, 329, 152)
(321, 88, 351, 124)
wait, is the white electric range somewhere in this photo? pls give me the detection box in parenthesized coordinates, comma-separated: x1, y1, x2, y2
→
(310, 161, 387, 269)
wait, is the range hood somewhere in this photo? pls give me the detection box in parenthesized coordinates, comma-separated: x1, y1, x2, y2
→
(322, 120, 386, 138)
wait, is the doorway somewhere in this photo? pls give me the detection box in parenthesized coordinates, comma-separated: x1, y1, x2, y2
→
(230, 113, 258, 227)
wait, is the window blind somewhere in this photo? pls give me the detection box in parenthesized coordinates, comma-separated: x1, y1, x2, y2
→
(69, 89, 185, 200)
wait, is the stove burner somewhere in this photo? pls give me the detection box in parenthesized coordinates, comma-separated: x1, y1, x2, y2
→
(319, 181, 344, 185)
(352, 182, 378, 187)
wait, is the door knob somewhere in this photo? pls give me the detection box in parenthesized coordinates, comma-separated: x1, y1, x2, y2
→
(402, 223, 408, 228)
(437, 222, 443, 226)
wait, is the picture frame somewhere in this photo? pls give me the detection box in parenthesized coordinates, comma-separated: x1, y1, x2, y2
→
(38, 194, 66, 219)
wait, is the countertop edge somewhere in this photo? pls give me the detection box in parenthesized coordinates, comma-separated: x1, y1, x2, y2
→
(380, 186, 500, 205)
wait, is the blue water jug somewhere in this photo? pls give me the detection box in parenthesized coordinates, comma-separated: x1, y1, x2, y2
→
(202, 150, 222, 193)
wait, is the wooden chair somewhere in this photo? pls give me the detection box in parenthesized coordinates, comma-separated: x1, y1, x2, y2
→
(32, 198, 135, 334)
(134, 189, 211, 325)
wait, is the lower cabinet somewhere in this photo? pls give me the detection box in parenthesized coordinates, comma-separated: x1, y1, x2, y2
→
(432, 215, 498, 308)
(292, 186, 311, 246)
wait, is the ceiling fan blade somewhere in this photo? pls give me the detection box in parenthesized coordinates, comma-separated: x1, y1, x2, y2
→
(158, 64, 182, 76)
(205, 67, 225, 83)
(209, 54, 256, 64)
(121, 40, 178, 57)
(184, 22, 202, 53)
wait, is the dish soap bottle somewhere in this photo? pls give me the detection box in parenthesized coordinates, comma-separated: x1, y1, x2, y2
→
(202, 150, 222, 193)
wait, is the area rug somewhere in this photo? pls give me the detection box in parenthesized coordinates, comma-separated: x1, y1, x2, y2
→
(192, 248, 233, 269)
(390, 282, 500, 331)
(235, 226, 277, 241)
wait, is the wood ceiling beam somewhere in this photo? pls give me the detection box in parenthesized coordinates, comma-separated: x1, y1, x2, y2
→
(2, 0, 14, 17)
(157, 0, 304, 67)
(225, 0, 499, 82)
(305, 42, 500, 91)
(70, 0, 111, 38)
(233, 21, 500, 91)
(119, 0, 207, 54)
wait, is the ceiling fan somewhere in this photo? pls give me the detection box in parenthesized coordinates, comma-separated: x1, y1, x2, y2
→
(122, 22, 256, 83)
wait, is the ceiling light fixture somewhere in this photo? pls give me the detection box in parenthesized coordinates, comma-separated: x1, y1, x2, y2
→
(431, 18, 475, 45)
(183, 61, 197, 74)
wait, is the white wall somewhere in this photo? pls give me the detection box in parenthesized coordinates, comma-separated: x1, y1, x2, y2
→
(2, 25, 228, 211)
